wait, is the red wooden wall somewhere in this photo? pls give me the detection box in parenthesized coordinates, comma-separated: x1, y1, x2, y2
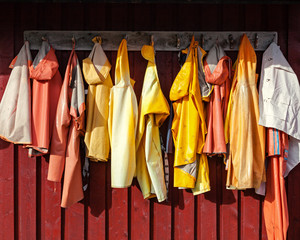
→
(0, 3, 300, 240)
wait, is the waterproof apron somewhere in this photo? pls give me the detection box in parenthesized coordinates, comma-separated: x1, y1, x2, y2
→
(83, 40, 113, 161)
(108, 39, 138, 188)
(136, 44, 170, 202)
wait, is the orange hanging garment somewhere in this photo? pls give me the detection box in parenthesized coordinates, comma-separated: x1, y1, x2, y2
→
(225, 34, 265, 189)
(48, 47, 85, 208)
(203, 44, 231, 155)
(264, 128, 289, 240)
(27, 41, 62, 157)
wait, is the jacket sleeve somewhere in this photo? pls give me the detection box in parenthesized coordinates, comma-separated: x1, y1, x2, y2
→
(47, 78, 71, 182)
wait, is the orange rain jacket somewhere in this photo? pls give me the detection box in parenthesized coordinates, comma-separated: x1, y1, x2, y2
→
(47, 48, 86, 208)
(27, 41, 62, 157)
(203, 44, 231, 155)
(264, 128, 289, 240)
(0, 42, 32, 144)
(225, 34, 265, 189)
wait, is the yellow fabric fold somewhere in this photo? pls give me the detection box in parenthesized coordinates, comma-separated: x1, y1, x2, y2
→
(136, 45, 170, 202)
(108, 39, 138, 188)
(170, 37, 210, 193)
(83, 43, 113, 161)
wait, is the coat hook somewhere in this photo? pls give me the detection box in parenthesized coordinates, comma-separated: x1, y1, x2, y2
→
(228, 34, 234, 49)
(92, 36, 102, 44)
(254, 33, 259, 49)
(200, 34, 204, 48)
(124, 34, 128, 41)
(72, 36, 76, 49)
(176, 35, 181, 49)
(41, 36, 47, 41)
(150, 35, 154, 46)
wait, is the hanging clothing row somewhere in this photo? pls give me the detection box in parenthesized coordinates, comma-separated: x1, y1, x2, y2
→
(0, 33, 299, 240)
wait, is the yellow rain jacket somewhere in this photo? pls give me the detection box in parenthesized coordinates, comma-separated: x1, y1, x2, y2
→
(225, 34, 265, 189)
(136, 44, 170, 202)
(83, 41, 113, 161)
(108, 39, 138, 188)
(170, 37, 210, 193)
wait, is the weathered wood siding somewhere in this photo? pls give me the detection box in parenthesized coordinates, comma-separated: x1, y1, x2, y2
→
(0, 3, 299, 240)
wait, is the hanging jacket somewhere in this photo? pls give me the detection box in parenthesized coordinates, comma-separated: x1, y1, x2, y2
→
(264, 128, 289, 240)
(225, 34, 265, 190)
(83, 42, 113, 161)
(47, 48, 85, 208)
(259, 42, 300, 177)
(203, 44, 231, 155)
(26, 41, 62, 157)
(0, 41, 32, 144)
(108, 39, 138, 188)
(170, 36, 210, 193)
(136, 44, 170, 202)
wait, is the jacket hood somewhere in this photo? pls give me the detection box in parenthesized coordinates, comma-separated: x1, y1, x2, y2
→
(30, 41, 59, 81)
(82, 43, 111, 85)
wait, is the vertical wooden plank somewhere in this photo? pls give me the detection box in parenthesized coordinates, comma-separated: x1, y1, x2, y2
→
(106, 4, 130, 239)
(172, 50, 194, 240)
(84, 4, 108, 239)
(240, 5, 264, 240)
(150, 6, 178, 240)
(107, 49, 129, 240)
(35, 3, 63, 240)
(195, 5, 220, 240)
(13, 3, 38, 240)
(262, 6, 289, 240)
(197, 158, 218, 240)
(0, 4, 15, 240)
(219, 5, 242, 240)
(240, 190, 261, 240)
(18, 146, 37, 240)
(130, 36, 151, 239)
(287, 5, 300, 240)
(60, 3, 85, 240)
(151, 51, 173, 240)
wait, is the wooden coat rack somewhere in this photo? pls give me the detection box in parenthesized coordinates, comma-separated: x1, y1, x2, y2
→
(24, 31, 278, 51)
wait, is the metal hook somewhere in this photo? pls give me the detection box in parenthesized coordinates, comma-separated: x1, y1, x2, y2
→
(228, 34, 234, 49)
(254, 33, 259, 49)
(176, 35, 181, 49)
(124, 34, 128, 41)
(150, 35, 154, 46)
(92, 36, 102, 44)
(72, 36, 76, 49)
(200, 34, 204, 48)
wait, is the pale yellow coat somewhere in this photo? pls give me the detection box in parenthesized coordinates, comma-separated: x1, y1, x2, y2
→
(225, 34, 265, 189)
(170, 37, 210, 194)
(136, 45, 170, 202)
(83, 42, 113, 161)
(108, 39, 138, 188)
